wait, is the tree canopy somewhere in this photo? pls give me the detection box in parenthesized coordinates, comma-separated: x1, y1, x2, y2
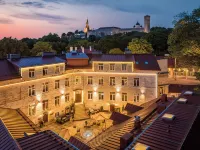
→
(32, 41, 55, 56)
(109, 48, 124, 54)
(168, 7, 200, 67)
(128, 38, 153, 54)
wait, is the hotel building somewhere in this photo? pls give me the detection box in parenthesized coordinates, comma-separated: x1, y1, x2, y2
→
(0, 52, 160, 124)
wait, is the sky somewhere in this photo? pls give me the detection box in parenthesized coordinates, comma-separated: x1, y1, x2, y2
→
(0, 0, 199, 39)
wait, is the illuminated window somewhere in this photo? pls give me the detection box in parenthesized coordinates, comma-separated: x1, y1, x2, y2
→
(28, 85, 35, 96)
(145, 61, 148, 64)
(43, 82, 49, 93)
(29, 69, 35, 78)
(110, 92, 115, 101)
(99, 77, 104, 85)
(28, 104, 36, 116)
(88, 76, 93, 85)
(110, 77, 115, 86)
(43, 67, 48, 76)
(55, 96, 60, 106)
(98, 63, 104, 70)
(55, 66, 60, 74)
(122, 64, 127, 71)
(43, 100, 48, 110)
(65, 93, 70, 102)
(65, 78, 70, 87)
(55, 80, 60, 89)
(55, 112, 59, 118)
(110, 64, 115, 71)
(122, 77, 128, 86)
(122, 93, 127, 101)
(88, 91, 93, 100)
(134, 94, 140, 102)
(133, 78, 139, 87)
(136, 61, 139, 64)
(99, 92, 104, 100)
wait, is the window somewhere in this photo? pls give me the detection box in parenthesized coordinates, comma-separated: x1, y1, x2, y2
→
(43, 100, 48, 110)
(65, 78, 70, 87)
(145, 61, 148, 64)
(55, 96, 60, 106)
(110, 64, 115, 71)
(110, 92, 115, 101)
(88, 91, 93, 100)
(43, 82, 49, 93)
(122, 93, 127, 101)
(135, 61, 139, 64)
(122, 77, 128, 86)
(28, 85, 35, 96)
(134, 94, 140, 102)
(29, 69, 35, 78)
(133, 78, 139, 87)
(88, 76, 93, 85)
(98, 63, 104, 70)
(65, 93, 70, 102)
(99, 92, 104, 100)
(55, 80, 60, 89)
(110, 77, 115, 86)
(99, 77, 104, 85)
(55, 112, 59, 118)
(55, 66, 60, 74)
(28, 104, 36, 116)
(122, 64, 127, 71)
(43, 67, 48, 76)
(75, 76, 81, 84)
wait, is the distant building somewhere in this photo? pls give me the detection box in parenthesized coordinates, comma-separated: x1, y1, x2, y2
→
(87, 15, 150, 38)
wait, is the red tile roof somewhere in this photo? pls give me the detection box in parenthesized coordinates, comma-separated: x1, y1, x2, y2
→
(110, 112, 131, 124)
(69, 136, 91, 150)
(128, 91, 200, 150)
(17, 130, 77, 150)
(125, 103, 143, 113)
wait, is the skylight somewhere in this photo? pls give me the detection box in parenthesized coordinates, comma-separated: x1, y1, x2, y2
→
(162, 113, 175, 121)
(133, 143, 150, 150)
(145, 61, 148, 64)
(177, 98, 188, 104)
(184, 91, 193, 96)
(136, 61, 139, 64)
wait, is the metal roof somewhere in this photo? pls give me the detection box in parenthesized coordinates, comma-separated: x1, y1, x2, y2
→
(66, 52, 89, 59)
(91, 54, 135, 62)
(9, 56, 65, 68)
(69, 136, 91, 150)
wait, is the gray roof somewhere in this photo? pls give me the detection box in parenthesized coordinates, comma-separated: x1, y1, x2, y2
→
(91, 54, 135, 62)
(66, 52, 89, 59)
(9, 56, 65, 68)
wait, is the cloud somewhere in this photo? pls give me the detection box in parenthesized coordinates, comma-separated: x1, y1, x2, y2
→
(42, 0, 162, 14)
(21, 1, 45, 8)
(11, 12, 74, 24)
(0, 18, 14, 24)
(0, 0, 5, 5)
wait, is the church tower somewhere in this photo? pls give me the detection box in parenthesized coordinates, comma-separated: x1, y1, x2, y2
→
(144, 15, 150, 33)
(84, 19, 90, 38)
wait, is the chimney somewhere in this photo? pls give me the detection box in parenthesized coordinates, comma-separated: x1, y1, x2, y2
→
(70, 47, 73, 52)
(7, 54, 21, 60)
(75, 47, 77, 51)
(124, 48, 132, 54)
(81, 46, 85, 53)
(144, 15, 150, 33)
(120, 133, 133, 150)
(89, 46, 92, 51)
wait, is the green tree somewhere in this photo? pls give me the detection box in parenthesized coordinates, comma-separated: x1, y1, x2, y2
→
(41, 33, 60, 42)
(128, 38, 153, 54)
(32, 41, 55, 56)
(109, 48, 124, 54)
(21, 38, 37, 49)
(168, 7, 200, 67)
(0, 37, 30, 58)
(144, 27, 172, 55)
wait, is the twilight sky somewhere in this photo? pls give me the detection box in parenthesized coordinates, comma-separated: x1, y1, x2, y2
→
(0, 0, 199, 39)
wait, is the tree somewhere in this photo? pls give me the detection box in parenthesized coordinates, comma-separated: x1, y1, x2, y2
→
(41, 33, 60, 42)
(32, 41, 55, 56)
(128, 38, 153, 54)
(21, 38, 37, 49)
(144, 27, 172, 55)
(109, 48, 124, 54)
(168, 7, 200, 67)
(0, 37, 30, 58)
(88, 35, 96, 42)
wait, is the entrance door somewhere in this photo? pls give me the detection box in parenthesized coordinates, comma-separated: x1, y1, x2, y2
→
(75, 90, 82, 103)
(43, 112, 48, 123)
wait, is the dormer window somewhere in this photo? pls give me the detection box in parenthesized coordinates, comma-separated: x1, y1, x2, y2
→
(29, 69, 35, 78)
(55, 66, 60, 74)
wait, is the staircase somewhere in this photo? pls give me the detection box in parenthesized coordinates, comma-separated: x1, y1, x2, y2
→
(74, 104, 90, 121)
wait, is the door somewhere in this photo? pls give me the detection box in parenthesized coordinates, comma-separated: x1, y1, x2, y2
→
(43, 112, 48, 123)
(75, 90, 82, 103)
